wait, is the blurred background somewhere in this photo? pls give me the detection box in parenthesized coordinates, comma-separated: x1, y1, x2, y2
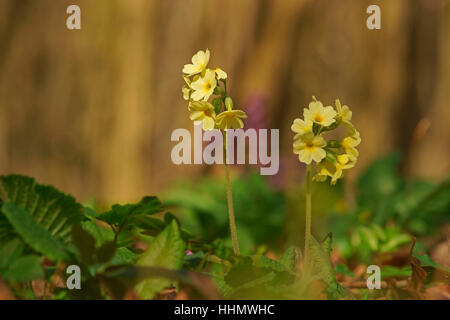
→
(0, 0, 449, 205)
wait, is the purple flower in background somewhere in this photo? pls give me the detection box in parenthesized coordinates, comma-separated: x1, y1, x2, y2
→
(244, 93, 267, 130)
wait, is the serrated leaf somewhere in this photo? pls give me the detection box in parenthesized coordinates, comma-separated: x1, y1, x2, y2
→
(0, 239, 24, 270)
(279, 246, 296, 271)
(108, 247, 137, 266)
(309, 235, 345, 300)
(225, 256, 268, 287)
(0, 174, 84, 243)
(252, 255, 287, 273)
(320, 233, 333, 256)
(2, 202, 70, 261)
(3, 255, 44, 282)
(211, 274, 234, 297)
(135, 221, 184, 299)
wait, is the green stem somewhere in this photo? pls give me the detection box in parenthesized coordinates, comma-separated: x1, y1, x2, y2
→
(223, 133, 240, 256)
(304, 164, 312, 267)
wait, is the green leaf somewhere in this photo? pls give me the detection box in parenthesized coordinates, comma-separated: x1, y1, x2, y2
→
(380, 233, 411, 253)
(413, 253, 450, 272)
(81, 220, 105, 246)
(335, 263, 354, 277)
(97, 196, 162, 227)
(252, 255, 288, 273)
(71, 225, 97, 264)
(309, 235, 345, 299)
(359, 227, 379, 251)
(3, 255, 44, 282)
(320, 233, 333, 256)
(2, 202, 70, 261)
(0, 239, 24, 270)
(164, 212, 180, 226)
(108, 247, 137, 266)
(211, 274, 233, 297)
(135, 220, 185, 299)
(279, 246, 296, 271)
(224, 256, 276, 293)
(96, 242, 117, 264)
(381, 266, 411, 279)
(0, 174, 84, 243)
(134, 216, 166, 236)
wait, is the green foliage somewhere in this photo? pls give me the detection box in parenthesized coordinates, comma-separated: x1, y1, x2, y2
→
(330, 153, 450, 261)
(0, 174, 84, 243)
(163, 172, 285, 254)
(0, 154, 447, 301)
(216, 245, 300, 299)
(334, 263, 354, 277)
(97, 196, 162, 226)
(2, 202, 71, 261)
(71, 225, 116, 266)
(279, 246, 296, 271)
(97, 196, 162, 237)
(344, 224, 411, 262)
(0, 239, 44, 283)
(309, 235, 345, 299)
(135, 220, 185, 299)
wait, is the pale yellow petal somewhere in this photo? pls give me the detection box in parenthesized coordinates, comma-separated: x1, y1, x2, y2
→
(202, 117, 215, 131)
(298, 150, 313, 165)
(311, 148, 326, 163)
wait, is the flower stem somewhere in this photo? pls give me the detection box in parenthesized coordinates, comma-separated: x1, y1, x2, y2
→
(304, 164, 312, 267)
(223, 133, 240, 256)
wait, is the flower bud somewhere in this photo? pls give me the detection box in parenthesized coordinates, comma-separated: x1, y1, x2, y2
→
(225, 96, 234, 110)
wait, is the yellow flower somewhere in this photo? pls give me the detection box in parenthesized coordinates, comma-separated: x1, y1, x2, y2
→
(314, 154, 355, 184)
(331, 154, 355, 184)
(304, 100, 337, 127)
(190, 69, 217, 101)
(216, 107, 247, 130)
(314, 160, 335, 182)
(188, 101, 216, 130)
(341, 131, 361, 161)
(215, 68, 227, 80)
(291, 118, 313, 136)
(293, 132, 326, 164)
(182, 49, 210, 76)
(335, 99, 352, 123)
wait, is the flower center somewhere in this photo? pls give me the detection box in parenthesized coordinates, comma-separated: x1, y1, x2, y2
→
(305, 142, 315, 151)
(203, 82, 212, 91)
(314, 114, 324, 123)
(204, 109, 213, 117)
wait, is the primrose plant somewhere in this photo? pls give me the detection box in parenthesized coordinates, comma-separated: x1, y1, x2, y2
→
(291, 97, 361, 267)
(182, 49, 248, 256)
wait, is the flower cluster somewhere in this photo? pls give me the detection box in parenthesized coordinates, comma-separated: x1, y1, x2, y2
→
(182, 49, 247, 131)
(291, 97, 361, 184)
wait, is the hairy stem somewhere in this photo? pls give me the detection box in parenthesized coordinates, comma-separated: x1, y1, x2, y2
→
(223, 133, 240, 256)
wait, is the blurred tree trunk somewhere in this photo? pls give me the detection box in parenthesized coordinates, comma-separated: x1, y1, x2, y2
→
(0, 0, 448, 204)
